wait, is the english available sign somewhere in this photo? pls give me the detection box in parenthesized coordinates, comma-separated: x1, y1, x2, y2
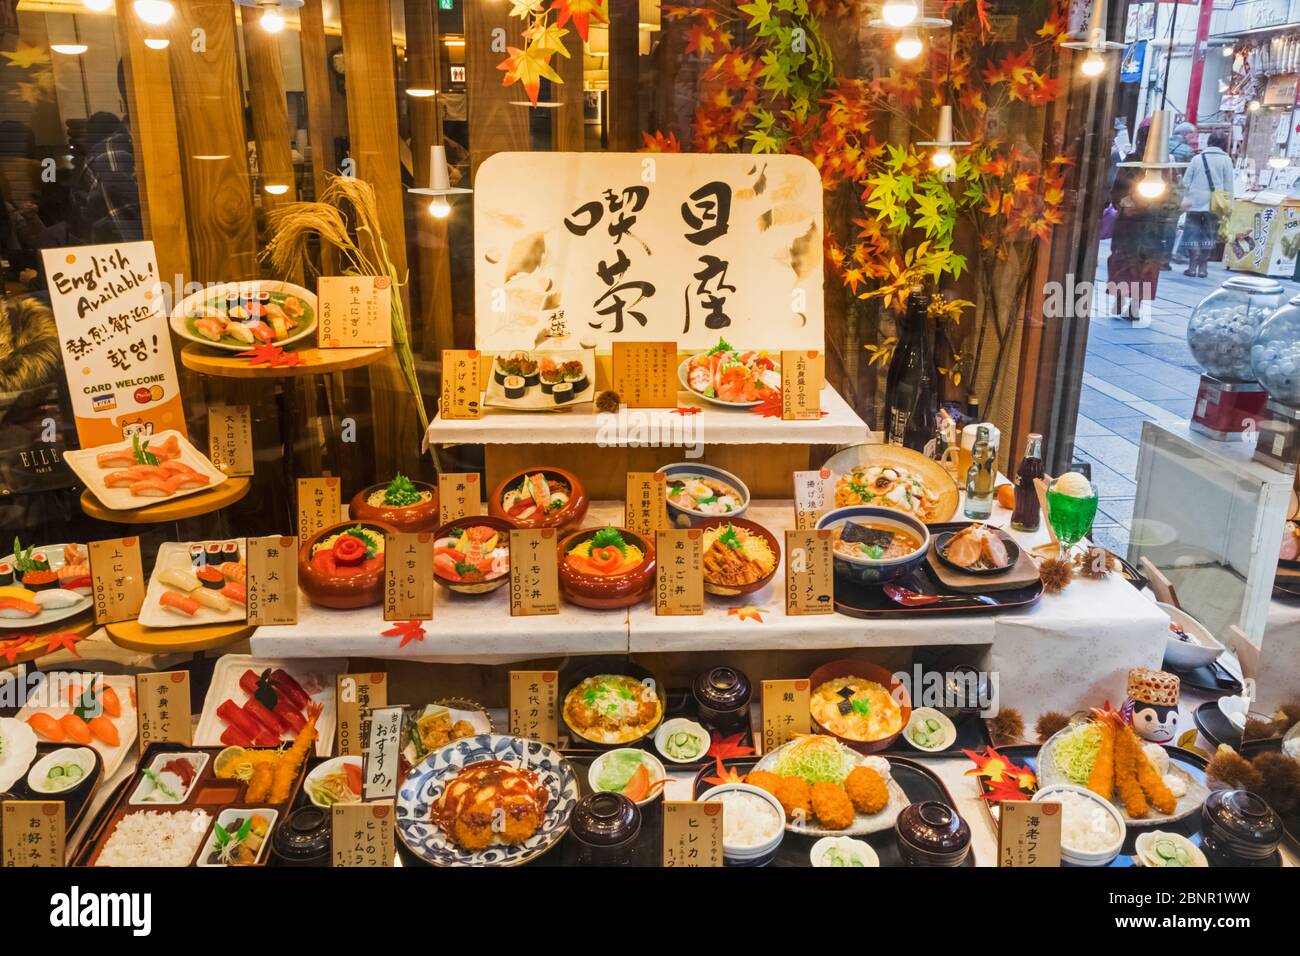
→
(41, 241, 185, 448)
(473, 152, 825, 352)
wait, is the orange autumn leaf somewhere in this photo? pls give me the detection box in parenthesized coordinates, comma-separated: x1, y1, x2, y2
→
(497, 43, 563, 106)
(551, 0, 608, 43)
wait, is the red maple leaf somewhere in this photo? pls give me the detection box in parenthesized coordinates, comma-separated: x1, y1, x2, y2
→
(727, 604, 765, 623)
(0, 636, 34, 665)
(43, 631, 83, 657)
(702, 754, 746, 787)
(707, 730, 755, 761)
(551, 0, 608, 43)
(380, 620, 427, 648)
(672, 405, 702, 415)
(980, 776, 1033, 803)
(640, 130, 682, 153)
(239, 343, 302, 368)
(749, 390, 784, 418)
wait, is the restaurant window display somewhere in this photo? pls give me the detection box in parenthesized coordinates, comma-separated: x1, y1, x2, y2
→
(0, 0, 1293, 890)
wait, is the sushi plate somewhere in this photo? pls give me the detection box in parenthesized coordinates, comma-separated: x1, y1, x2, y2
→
(16, 672, 137, 779)
(0, 543, 92, 629)
(483, 348, 596, 411)
(138, 541, 246, 629)
(193, 654, 343, 756)
(64, 430, 227, 512)
(676, 353, 782, 408)
(170, 279, 317, 352)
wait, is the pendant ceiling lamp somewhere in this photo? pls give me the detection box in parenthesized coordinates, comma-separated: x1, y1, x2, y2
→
(1061, 0, 1124, 78)
(868, 2, 950, 62)
(916, 104, 970, 170)
(409, 145, 473, 219)
(1117, 110, 1187, 200)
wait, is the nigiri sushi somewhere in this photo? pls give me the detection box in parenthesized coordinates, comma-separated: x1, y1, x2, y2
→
(131, 478, 176, 498)
(126, 464, 169, 481)
(190, 589, 229, 612)
(159, 589, 200, 616)
(151, 434, 181, 461)
(59, 713, 93, 745)
(87, 715, 119, 747)
(26, 713, 64, 741)
(160, 460, 199, 477)
(219, 581, 245, 604)
(32, 588, 83, 610)
(158, 568, 199, 592)
(61, 543, 86, 565)
(168, 472, 210, 490)
(0, 596, 41, 618)
(195, 566, 225, 589)
(194, 317, 227, 341)
(96, 448, 136, 468)
(56, 564, 92, 595)
(224, 322, 255, 345)
(95, 684, 121, 718)
(217, 562, 246, 583)
(0, 585, 38, 603)
(103, 469, 138, 488)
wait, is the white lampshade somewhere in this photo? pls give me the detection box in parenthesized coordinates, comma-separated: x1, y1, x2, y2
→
(639, 0, 660, 30)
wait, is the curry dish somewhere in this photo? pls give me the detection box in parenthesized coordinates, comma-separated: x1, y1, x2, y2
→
(811, 676, 905, 743)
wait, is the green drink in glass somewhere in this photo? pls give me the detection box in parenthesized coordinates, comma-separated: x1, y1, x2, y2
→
(1046, 473, 1098, 553)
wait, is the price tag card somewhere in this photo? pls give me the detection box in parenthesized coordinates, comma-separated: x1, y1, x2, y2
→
(135, 671, 193, 747)
(336, 672, 388, 756)
(206, 404, 254, 477)
(761, 679, 810, 752)
(662, 801, 723, 868)
(438, 472, 481, 525)
(331, 801, 395, 868)
(784, 529, 834, 616)
(998, 799, 1062, 868)
(655, 529, 703, 616)
(245, 535, 298, 626)
(440, 349, 482, 420)
(362, 705, 405, 802)
(508, 528, 559, 616)
(625, 471, 668, 538)
(780, 350, 825, 420)
(88, 537, 144, 625)
(509, 670, 558, 744)
(297, 477, 341, 545)
(2, 801, 65, 867)
(317, 275, 392, 348)
(792, 468, 831, 530)
(612, 341, 677, 408)
(384, 532, 433, 621)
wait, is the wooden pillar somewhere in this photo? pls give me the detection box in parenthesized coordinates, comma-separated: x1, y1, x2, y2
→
(340, 0, 420, 475)
(554, 21, 585, 150)
(464, 0, 529, 178)
(242, 15, 297, 215)
(298, 0, 335, 200)
(166, 0, 258, 283)
(607, 0, 639, 151)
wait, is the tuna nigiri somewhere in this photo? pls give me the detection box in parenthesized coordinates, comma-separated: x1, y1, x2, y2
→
(26, 712, 64, 741)
(0, 596, 41, 618)
(59, 713, 93, 745)
(151, 434, 181, 461)
(219, 581, 245, 604)
(131, 478, 176, 498)
(96, 448, 136, 468)
(87, 715, 119, 746)
(159, 589, 200, 616)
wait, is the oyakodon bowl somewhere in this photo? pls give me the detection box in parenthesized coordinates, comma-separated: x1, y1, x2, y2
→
(488, 466, 588, 533)
(807, 658, 912, 754)
(656, 463, 750, 529)
(557, 526, 656, 609)
(349, 480, 440, 533)
(816, 506, 931, 588)
(298, 520, 397, 609)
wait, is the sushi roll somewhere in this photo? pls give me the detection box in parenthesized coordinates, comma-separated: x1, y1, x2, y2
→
(503, 375, 527, 400)
(552, 381, 575, 404)
(20, 569, 58, 592)
(518, 358, 540, 388)
(228, 304, 249, 321)
(196, 566, 226, 590)
(190, 589, 230, 612)
(205, 542, 223, 562)
(32, 589, 83, 610)
(0, 562, 15, 587)
(540, 368, 563, 394)
(493, 355, 517, 385)
(561, 360, 589, 394)
(158, 568, 200, 592)
(0, 596, 41, 618)
(221, 541, 240, 559)
(189, 544, 205, 567)
(159, 589, 200, 616)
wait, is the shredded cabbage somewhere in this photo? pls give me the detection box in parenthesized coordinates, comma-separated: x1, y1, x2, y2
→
(1052, 723, 1102, 785)
(773, 736, 853, 784)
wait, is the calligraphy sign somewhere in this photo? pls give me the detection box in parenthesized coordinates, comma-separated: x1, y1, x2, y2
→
(508, 529, 559, 616)
(332, 802, 395, 868)
(362, 705, 405, 802)
(337, 673, 387, 756)
(998, 799, 1062, 868)
(784, 529, 834, 616)
(509, 670, 558, 744)
(41, 241, 186, 447)
(474, 153, 824, 351)
(88, 537, 145, 625)
(2, 801, 64, 867)
(245, 535, 298, 626)
(662, 801, 723, 868)
(317, 276, 392, 348)
(761, 679, 810, 752)
(297, 477, 341, 545)
(207, 404, 254, 476)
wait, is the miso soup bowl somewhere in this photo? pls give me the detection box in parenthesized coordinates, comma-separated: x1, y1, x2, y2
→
(815, 506, 931, 588)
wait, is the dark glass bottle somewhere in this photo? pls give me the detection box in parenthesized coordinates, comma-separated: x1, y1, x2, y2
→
(884, 286, 938, 453)
(1011, 433, 1045, 532)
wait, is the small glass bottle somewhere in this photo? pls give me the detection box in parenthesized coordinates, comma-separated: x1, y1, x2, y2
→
(1011, 433, 1045, 532)
(964, 426, 995, 519)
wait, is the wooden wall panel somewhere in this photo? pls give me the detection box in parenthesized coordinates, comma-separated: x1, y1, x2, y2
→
(464, 0, 529, 178)
(554, 23, 585, 151)
(242, 17, 298, 216)
(299, 0, 335, 200)
(607, 0, 639, 151)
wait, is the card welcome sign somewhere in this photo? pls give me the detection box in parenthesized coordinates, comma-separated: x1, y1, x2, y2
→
(41, 241, 186, 448)
(473, 153, 824, 352)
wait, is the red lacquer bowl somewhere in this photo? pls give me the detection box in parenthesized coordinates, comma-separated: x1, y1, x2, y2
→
(557, 527, 656, 610)
(298, 520, 397, 609)
(488, 466, 589, 533)
(348, 480, 440, 533)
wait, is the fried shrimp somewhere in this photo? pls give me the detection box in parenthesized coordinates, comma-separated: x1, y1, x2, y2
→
(1087, 718, 1116, 801)
(1114, 724, 1149, 818)
(1129, 729, 1177, 814)
(810, 781, 855, 830)
(844, 765, 890, 815)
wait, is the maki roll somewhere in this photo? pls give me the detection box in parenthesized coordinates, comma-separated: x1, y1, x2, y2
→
(494, 354, 518, 385)
(0, 563, 12, 586)
(539, 368, 564, 395)
(189, 544, 205, 567)
(561, 360, 589, 394)
(503, 375, 527, 400)
(222, 541, 240, 559)
(517, 357, 540, 388)
(552, 381, 575, 404)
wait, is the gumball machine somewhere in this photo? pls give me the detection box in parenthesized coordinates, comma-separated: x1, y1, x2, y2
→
(1186, 276, 1284, 440)
(1251, 292, 1300, 473)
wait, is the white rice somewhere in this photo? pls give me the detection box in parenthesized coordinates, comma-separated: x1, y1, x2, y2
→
(1058, 791, 1119, 854)
(717, 791, 781, 849)
(96, 810, 210, 867)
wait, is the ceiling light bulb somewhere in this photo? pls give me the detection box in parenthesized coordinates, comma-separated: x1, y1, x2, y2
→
(83, 0, 113, 10)
(930, 148, 952, 169)
(144, 36, 169, 49)
(894, 28, 922, 60)
(51, 43, 89, 55)
(428, 197, 451, 219)
(264, 183, 289, 195)
(1136, 170, 1166, 199)
(881, 0, 918, 28)
(1249, 99, 1261, 112)
(133, 0, 174, 25)
(1269, 156, 1289, 170)
(406, 88, 436, 98)
(1081, 51, 1105, 77)
(260, 8, 284, 33)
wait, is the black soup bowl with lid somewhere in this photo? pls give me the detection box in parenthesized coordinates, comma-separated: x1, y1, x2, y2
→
(692, 666, 752, 734)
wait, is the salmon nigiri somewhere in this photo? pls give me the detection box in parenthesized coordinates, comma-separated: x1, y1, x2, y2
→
(88, 715, 119, 746)
(159, 589, 200, 616)
(0, 596, 41, 618)
(96, 448, 135, 468)
(131, 477, 176, 498)
(26, 712, 64, 741)
(96, 683, 121, 718)
(59, 713, 93, 744)
(151, 434, 181, 460)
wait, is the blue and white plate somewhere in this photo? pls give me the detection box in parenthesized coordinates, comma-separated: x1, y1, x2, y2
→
(396, 734, 578, 867)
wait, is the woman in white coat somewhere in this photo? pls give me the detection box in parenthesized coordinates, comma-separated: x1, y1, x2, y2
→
(1180, 131, 1234, 278)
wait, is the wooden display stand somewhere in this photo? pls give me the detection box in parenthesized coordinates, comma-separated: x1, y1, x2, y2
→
(80, 478, 251, 524)
(0, 615, 97, 666)
(105, 619, 255, 654)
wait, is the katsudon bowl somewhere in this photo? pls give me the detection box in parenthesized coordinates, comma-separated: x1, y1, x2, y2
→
(395, 734, 578, 867)
(560, 660, 665, 750)
(816, 506, 930, 588)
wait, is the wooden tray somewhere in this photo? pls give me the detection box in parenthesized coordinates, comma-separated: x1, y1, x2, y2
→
(926, 522, 1038, 593)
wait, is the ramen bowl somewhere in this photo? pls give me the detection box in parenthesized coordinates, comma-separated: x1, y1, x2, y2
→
(816, 506, 931, 588)
(657, 463, 750, 529)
